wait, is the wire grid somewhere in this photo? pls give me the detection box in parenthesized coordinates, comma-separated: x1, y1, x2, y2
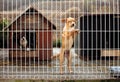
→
(0, 0, 120, 80)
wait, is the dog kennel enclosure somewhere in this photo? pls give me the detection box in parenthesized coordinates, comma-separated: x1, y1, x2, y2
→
(1, 0, 120, 80)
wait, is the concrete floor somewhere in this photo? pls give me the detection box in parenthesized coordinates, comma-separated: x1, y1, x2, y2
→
(0, 66, 112, 80)
(0, 49, 118, 80)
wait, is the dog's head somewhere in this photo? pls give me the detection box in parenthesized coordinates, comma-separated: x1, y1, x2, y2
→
(62, 17, 76, 30)
(21, 36, 26, 41)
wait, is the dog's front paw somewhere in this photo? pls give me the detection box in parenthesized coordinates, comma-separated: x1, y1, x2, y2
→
(51, 56, 54, 59)
(75, 29, 80, 33)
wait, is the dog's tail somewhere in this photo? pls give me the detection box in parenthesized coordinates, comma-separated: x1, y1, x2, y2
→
(51, 53, 60, 59)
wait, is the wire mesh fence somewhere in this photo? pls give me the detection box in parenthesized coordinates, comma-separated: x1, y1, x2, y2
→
(0, 0, 120, 80)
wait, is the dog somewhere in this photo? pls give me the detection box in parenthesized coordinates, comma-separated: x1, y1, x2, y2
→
(20, 36, 28, 48)
(51, 17, 79, 74)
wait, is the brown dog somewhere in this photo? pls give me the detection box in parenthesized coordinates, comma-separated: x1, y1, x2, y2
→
(52, 17, 79, 74)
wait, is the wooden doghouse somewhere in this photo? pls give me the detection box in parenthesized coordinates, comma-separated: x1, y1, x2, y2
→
(3, 7, 56, 60)
(75, 14, 120, 60)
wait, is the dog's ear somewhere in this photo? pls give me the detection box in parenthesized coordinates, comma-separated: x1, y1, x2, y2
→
(61, 18, 67, 23)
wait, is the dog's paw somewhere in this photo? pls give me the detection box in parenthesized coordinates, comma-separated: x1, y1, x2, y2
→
(78, 30, 80, 33)
(75, 29, 80, 33)
(51, 56, 54, 59)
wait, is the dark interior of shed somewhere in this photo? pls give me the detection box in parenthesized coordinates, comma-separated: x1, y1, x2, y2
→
(79, 14, 120, 60)
(12, 31, 36, 50)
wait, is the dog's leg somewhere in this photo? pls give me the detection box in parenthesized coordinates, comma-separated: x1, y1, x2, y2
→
(59, 48, 65, 74)
(67, 51, 73, 73)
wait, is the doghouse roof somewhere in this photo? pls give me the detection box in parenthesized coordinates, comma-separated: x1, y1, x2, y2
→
(3, 6, 56, 31)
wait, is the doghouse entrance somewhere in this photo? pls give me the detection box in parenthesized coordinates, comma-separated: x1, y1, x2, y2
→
(12, 31, 36, 50)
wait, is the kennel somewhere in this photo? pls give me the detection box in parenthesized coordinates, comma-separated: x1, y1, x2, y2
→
(3, 7, 56, 60)
(75, 14, 120, 60)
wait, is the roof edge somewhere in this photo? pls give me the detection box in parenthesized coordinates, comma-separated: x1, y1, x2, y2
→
(2, 6, 56, 31)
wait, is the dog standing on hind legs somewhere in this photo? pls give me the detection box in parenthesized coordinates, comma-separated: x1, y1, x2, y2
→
(52, 17, 80, 74)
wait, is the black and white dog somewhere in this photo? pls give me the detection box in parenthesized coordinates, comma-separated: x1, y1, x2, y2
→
(20, 36, 27, 48)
